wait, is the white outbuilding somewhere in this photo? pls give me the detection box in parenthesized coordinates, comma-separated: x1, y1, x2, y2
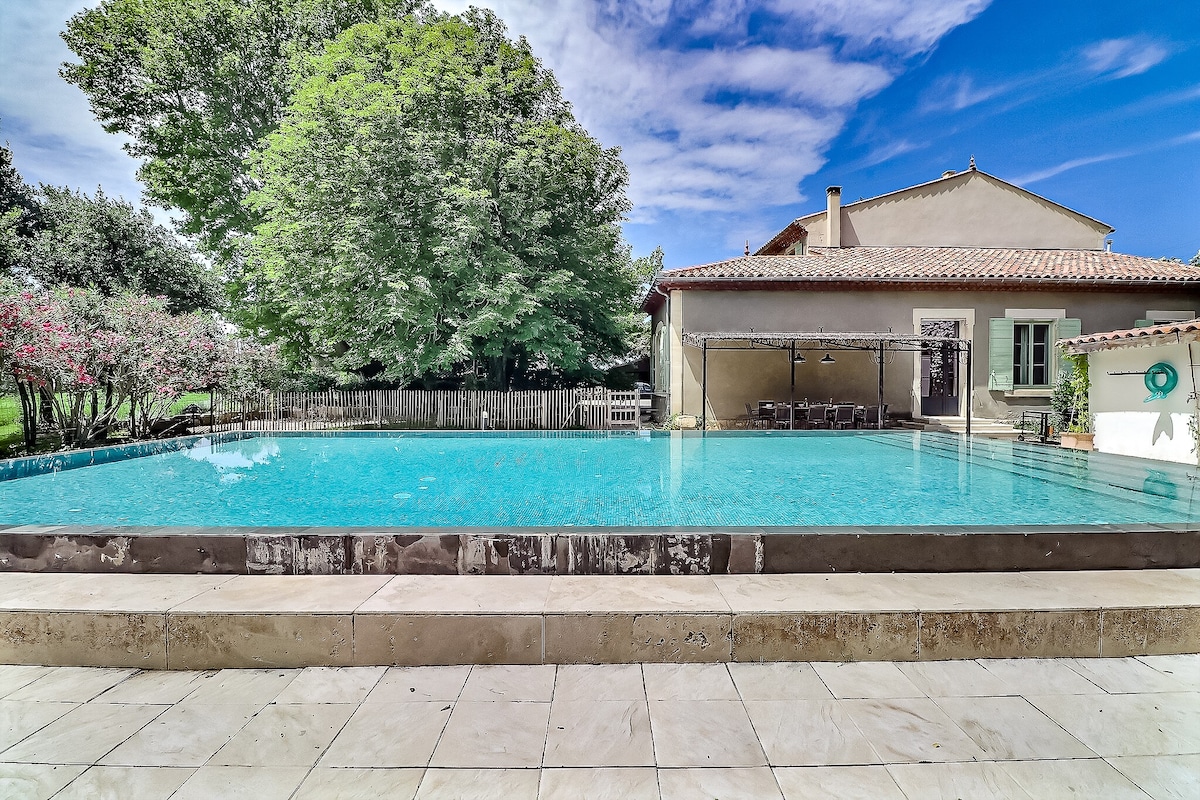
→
(1060, 318, 1200, 465)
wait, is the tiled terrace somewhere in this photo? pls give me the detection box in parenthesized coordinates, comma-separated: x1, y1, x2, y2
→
(0, 657, 1196, 799)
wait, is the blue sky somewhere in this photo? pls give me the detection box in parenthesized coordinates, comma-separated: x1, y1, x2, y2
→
(2, 0, 1197, 269)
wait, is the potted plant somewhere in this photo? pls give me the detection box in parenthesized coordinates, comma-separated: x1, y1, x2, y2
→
(1052, 353, 1093, 450)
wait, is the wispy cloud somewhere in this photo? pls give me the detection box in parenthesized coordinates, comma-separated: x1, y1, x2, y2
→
(434, 0, 988, 225)
(1013, 130, 1200, 184)
(920, 74, 1014, 112)
(1083, 37, 1170, 79)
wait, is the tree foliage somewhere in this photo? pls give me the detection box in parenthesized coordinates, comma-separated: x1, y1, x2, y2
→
(0, 144, 41, 275)
(16, 185, 221, 312)
(245, 11, 636, 388)
(61, 0, 427, 261)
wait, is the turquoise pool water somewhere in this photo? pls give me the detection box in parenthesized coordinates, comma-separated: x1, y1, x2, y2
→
(0, 431, 1196, 527)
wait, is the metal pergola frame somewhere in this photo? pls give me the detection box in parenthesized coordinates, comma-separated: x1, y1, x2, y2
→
(681, 330, 974, 434)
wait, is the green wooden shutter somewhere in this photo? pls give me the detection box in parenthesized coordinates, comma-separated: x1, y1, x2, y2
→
(988, 318, 1015, 391)
(1134, 319, 1154, 328)
(1055, 318, 1082, 380)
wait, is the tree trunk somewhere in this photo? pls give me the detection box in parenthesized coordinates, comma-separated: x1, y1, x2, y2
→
(15, 379, 37, 453)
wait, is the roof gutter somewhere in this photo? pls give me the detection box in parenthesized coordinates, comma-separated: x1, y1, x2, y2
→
(655, 275, 1200, 289)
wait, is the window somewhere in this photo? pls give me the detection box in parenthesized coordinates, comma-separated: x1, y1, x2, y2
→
(988, 316, 1079, 393)
(1013, 322, 1051, 387)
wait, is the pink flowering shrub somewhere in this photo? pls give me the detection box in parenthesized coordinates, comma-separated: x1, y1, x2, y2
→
(1, 279, 280, 450)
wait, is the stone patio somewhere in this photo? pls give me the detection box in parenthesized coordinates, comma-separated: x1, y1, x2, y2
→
(0, 571, 1197, 668)
(0, 657, 1196, 799)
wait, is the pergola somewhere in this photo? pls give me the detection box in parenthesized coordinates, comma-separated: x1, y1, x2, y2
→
(680, 330, 975, 433)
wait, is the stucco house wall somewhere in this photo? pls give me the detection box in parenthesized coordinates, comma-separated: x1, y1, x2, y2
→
(797, 170, 1110, 250)
(1088, 344, 1198, 465)
(668, 288, 1200, 425)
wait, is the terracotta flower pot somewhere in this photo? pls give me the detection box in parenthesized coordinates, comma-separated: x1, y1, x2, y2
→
(1060, 432, 1094, 451)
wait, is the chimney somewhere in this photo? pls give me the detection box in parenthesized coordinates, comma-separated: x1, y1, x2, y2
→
(826, 186, 841, 248)
(942, 170, 956, 178)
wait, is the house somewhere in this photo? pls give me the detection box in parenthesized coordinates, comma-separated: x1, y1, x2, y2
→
(1060, 319, 1200, 464)
(642, 161, 1200, 427)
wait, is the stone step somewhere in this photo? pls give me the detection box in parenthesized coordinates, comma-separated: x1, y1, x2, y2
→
(0, 571, 1195, 669)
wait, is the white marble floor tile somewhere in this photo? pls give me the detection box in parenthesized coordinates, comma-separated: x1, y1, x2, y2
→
(1067, 658, 1191, 694)
(554, 664, 645, 702)
(98, 703, 259, 767)
(538, 767, 660, 800)
(6, 668, 135, 703)
(210, 703, 357, 767)
(648, 700, 767, 768)
(178, 669, 298, 707)
(273, 667, 387, 704)
(1135, 654, 1200, 689)
(170, 765, 309, 800)
(1026, 692, 1200, 756)
(459, 665, 557, 702)
(728, 662, 833, 701)
(978, 658, 1105, 695)
(642, 664, 737, 700)
(811, 662, 925, 699)
(319, 702, 452, 768)
(744, 699, 880, 766)
(366, 666, 471, 702)
(430, 701, 551, 768)
(932, 696, 1096, 760)
(896, 660, 1012, 697)
(292, 767, 424, 800)
(52, 766, 193, 800)
(774, 765, 907, 800)
(840, 698, 987, 764)
(1107, 754, 1200, 800)
(415, 768, 540, 800)
(0, 666, 54, 700)
(658, 767, 783, 800)
(887, 762, 1034, 799)
(1001, 758, 1153, 799)
(1, 703, 164, 765)
(544, 700, 654, 767)
(92, 670, 210, 705)
(0, 701, 78, 753)
(0, 763, 86, 800)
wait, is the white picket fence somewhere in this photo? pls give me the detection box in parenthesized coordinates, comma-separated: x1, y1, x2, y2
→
(204, 388, 642, 431)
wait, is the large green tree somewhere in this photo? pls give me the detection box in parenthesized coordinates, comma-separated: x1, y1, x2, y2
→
(60, 0, 426, 262)
(0, 144, 41, 274)
(245, 11, 635, 388)
(13, 185, 220, 313)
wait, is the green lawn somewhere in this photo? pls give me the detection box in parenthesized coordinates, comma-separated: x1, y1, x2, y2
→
(0, 391, 213, 457)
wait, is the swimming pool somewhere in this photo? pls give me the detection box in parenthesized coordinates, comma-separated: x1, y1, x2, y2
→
(2, 429, 1198, 527)
(2, 431, 1197, 575)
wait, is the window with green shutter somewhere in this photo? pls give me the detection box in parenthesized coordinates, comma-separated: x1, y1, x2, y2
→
(989, 317, 1080, 391)
(988, 318, 1014, 391)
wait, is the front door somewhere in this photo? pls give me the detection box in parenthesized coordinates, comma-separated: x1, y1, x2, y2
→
(921, 320, 960, 416)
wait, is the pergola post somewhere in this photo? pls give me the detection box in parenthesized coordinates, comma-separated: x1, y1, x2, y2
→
(701, 339, 708, 431)
(877, 341, 885, 430)
(965, 341, 973, 437)
(789, 340, 796, 429)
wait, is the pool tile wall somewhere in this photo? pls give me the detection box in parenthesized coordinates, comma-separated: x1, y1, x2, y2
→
(0, 524, 1196, 575)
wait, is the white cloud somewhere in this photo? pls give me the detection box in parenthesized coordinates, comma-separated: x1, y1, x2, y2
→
(1083, 37, 1170, 79)
(0, 1, 149, 204)
(765, 0, 993, 54)
(921, 74, 1012, 112)
(433, 0, 985, 226)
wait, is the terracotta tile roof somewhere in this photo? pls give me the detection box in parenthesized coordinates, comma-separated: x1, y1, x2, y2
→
(641, 247, 1200, 312)
(1059, 318, 1200, 352)
(660, 248, 1200, 284)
